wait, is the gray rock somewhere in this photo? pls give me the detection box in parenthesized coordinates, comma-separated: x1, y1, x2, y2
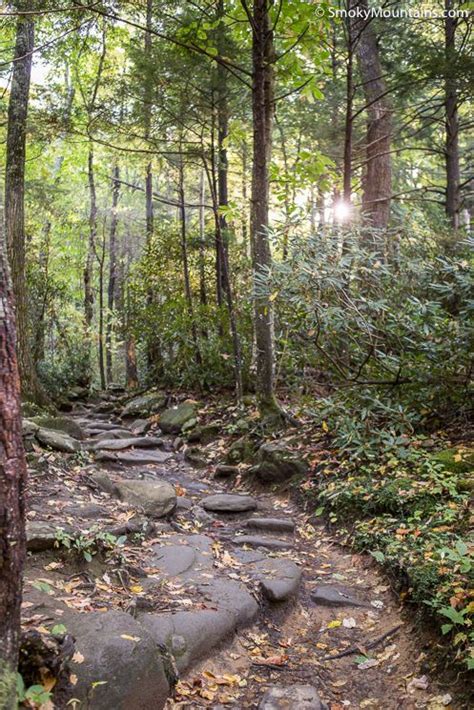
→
(22, 419, 39, 436)
(93, 436, 163, 451)
(26, 521, 59, 552)
(187, 422, 220, 444)
(84, 422, 127, 432)
(232, 535, 293, 551)
(30, 415, 85, 440)
(201, 493, 257, 513)
(184, 446, 208, 468)
(258, 685, 327, 710)
(150, 534, 213, 577)
(36, 427, 81, 453)
(64, 610, 170, 710)
(89, 470, 119, 496)
(131, 418, 151, 435)
(246, 517, 295, 533)
(64, 504, 105, 519)
(159, 402, 197, 434)
(253, 559, 302, 602)
(115, 479, 177, 518)
(95, 449, 172, 465)
(214, 464, 239, 478)
(88, 429, 133, 440)
(310, 584, 368, 608)
(198, 577, 258, 626)
(142, 608, 235, 672)
(255, 441, 309, 483)
(122, 391, 167, 417)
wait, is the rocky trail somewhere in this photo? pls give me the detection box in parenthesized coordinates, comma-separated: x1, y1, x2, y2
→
(21, 391, 462, 710)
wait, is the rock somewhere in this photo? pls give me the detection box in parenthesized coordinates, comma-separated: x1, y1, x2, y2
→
(258, 685, 327, 710)
(93, 436, 163, 451)
(253, 559, 302, 602)
(63, 503, 105, 519)
(64, 610, 171, 710)
(131, 418, 151, 435)
(246, 517, 295, 533)
(36, 428, 81, 453)
(114, 479, 177, 518)
(31, 415, 85, 440)
(310, 585, 369, 608)
(89, 429, 133, 441)
(255, 442, 308, 483)
(232, 535, 293, 551)
(89, 470, 119, 496)
(226, 436, 256, 464)
(201, 493, 257, 513)
(95, 449, 172, 465)
(150, 534, 213, 577)
(67, 385, 89, 401)
(26, 521, 59, 552)
(142, 608, 235, 673)
(214, 464, 239, 478)
(94, 401, 116, 413)
(22, 419, 39, 436)
(184, 446, 208, 468)
(84, 421, 127, 432)
(198, 577, 258, 625)
(159, 402, 197, 434)
(122, 391, 167, 418)
(187, 422, 220, 444)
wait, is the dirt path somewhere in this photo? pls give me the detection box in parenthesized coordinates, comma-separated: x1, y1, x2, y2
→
(22, 397, 462, 709)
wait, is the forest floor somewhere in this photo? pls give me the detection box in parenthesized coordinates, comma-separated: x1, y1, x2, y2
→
(21, 391, 469, 710)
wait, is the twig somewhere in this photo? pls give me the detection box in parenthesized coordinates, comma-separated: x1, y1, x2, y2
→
(321, 624, 402, 661)
(251, 662, 288, 670)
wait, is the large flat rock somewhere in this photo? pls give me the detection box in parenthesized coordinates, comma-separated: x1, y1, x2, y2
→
(150, 534, 213, 577)
(122, 391, 167, 417)
(36, 427, 81, 453)
(252, 558, 302, 602)
(94, 436, 163, 450)
(201, 493, 257, 513)
(95, 449, 172, 464)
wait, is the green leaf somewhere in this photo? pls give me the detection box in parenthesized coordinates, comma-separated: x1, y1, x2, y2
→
(438, 607, 466, 625)
(441, 623, 453, 635)
(83, 551, 93, 562)
(52, 623, 67, 635)
(370, 551, 385, 563)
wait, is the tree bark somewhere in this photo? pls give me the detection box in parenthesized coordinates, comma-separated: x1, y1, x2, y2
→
(355, 0, 392, 235)
(0, 219, 28, 709)
(343, 1, 355, 204)
(84, 147, 96, 335)
(106, 164, 120, 383)
(198, 170, 208, 309)
(4, 9, 41, 402)
(444, 0, 460, 229)
(250, 0, 278, 415)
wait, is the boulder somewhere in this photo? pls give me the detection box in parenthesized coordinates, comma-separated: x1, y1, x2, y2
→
(214, 464, 239, 479)
(184, 446, 208, 468)
(187, 422, 220, 444)
(225, 436, 256, 464)
(114, 479, 177, 518)
(253, 559, 302, 602)
(254, 442, 308, 483)
(31, 415, 85, 440)
(64, 610, 171, 710)
(130, 418, 151, 435)
(201, 493, 257, 513)
(122, 391, 167, 418)
(258, 685, 327, 710)
(89, 470, 119, 496)
(22, 419, 39, 437)
(36, 428, 81, 453)
(159, 402, 197, 434)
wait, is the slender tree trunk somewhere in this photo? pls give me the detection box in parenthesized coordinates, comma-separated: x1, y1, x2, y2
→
(106, 164, 120, 383)
(250, 0, 278, 415)
(355, 0, 392, 235)
(98, 229, 106, 390)
(198, 170, 208, 309)
(0, 218, 28, 709)
(343, 1, 354, 204)
(204, 162, 244, 401)
(210, 109, 224, 310)
(445, 0, 460, 229)
(178, 160, 201, 366)
(4, 10, 41, 402)
(84, 147, 96, 355)
(216, 0, 230, 299)
(241, 140, 249, 248)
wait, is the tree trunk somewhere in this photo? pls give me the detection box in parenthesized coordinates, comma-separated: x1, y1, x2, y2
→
(4, 9, 41, 402)
(84, 147, 96, 333)
(343, 1, 354, 205)
(444, 0, 460, 229)
(216, 0, 230, 300)
(125, 336, 138, 390)
(198, 170, 208, 309)
(178, 160, 201, 366)
(355, 0, 392, 235)
(0, 220, 28, 709)
(98, 232, 106, 390)
(250, 0, 278, 415)
(106, 164, 120, 383)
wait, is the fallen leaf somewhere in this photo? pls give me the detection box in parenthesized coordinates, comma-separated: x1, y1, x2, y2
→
(120, 634, 140, 642)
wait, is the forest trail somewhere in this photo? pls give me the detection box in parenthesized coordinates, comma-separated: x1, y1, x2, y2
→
(22, 393, 459, 710)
